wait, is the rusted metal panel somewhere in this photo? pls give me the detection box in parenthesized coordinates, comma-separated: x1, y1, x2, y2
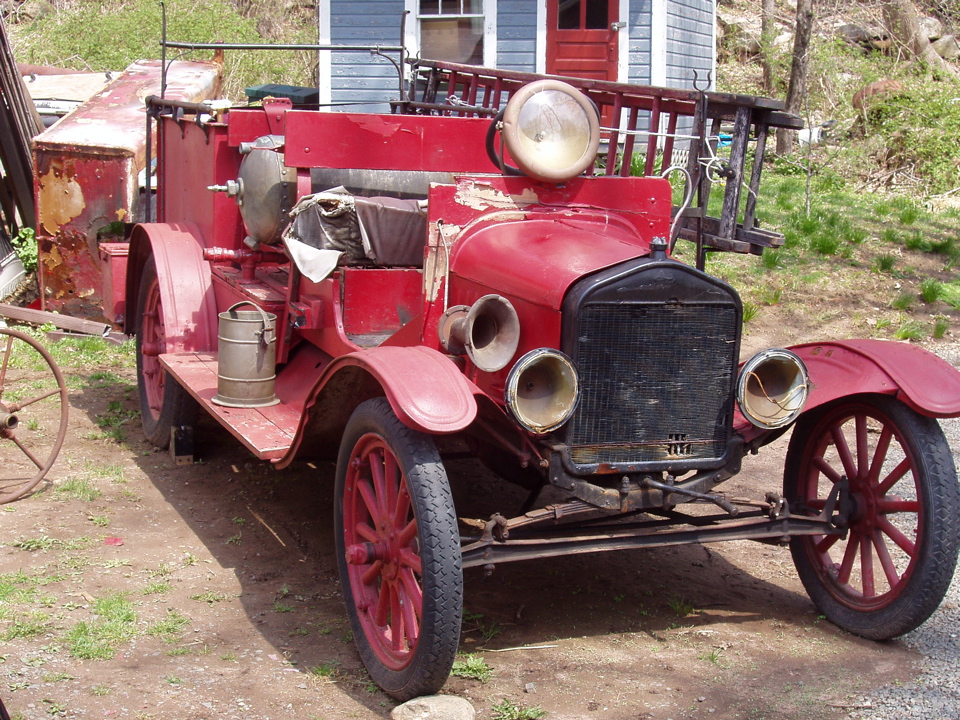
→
(33, 59, 221, 322)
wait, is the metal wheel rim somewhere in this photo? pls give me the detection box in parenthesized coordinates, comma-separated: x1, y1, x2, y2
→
(0, 327, 69, 503)
(343, 432, 423, 670)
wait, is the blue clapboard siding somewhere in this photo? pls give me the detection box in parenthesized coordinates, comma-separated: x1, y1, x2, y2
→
(497, 1, 537, 71)
(629, 0, 653, 86)
(330, 0, 406, 111)
(664, 0, 713, 89)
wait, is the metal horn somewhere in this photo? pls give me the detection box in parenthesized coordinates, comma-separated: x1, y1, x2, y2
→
(439, 295, 521, 373)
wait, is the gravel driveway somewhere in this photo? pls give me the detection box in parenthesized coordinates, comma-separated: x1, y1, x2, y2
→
(852, 345, 960, 720)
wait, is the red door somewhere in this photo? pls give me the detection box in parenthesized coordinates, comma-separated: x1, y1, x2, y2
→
(546, 0, 620, 82)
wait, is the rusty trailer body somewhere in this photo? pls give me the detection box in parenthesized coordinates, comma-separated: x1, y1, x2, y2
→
(33, 59, 220, 323)
(123, 59, 960, 701)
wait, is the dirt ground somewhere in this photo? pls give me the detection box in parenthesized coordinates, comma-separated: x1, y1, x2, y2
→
(0, 295, 951, 720)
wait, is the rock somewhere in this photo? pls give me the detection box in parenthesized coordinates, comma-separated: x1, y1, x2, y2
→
(837, 23, 874, 46)
(919, 16, 943, 41)
(391, 695, 476, 720)
(852, 79, 904, 112)
(15, 0, 53, 21)
(933, 35, 960, 60)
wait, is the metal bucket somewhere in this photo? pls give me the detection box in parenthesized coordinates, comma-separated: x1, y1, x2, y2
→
(212, 302, 280, 408)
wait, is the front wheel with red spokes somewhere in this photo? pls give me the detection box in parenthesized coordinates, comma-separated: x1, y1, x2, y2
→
(784, 395, 960, 639)
(334, 398, 462, 701)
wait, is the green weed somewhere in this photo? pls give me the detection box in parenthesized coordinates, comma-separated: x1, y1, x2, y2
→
(894, 321, 925, 341)
(742, 302, 760, 323)
(491, 699, 546, 720)
(53, 478, 102, 502)
(668, 596, 696, 617)
(451, 653, 493, 682)
(66, 592, 137, 660)
(11, 227, 37, 272)
(890, 293, 914, 311)
(920, 278, 944, 304)
(146, 609, 191, 643)
(934, 316, 950, 339)
(308, 660, 341, 678)
(191, 592, 226, 605)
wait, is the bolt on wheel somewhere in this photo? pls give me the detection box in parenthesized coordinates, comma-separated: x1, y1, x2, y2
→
(0, 326, 69, 503)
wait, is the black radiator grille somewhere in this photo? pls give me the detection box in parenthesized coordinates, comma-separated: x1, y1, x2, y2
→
(568, 303, 738, 466)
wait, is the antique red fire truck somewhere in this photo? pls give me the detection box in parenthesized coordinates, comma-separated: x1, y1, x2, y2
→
(126, 60, 960, 700)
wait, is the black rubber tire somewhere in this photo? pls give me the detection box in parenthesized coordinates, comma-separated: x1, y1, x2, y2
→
(784, 395, 960, 639)
(334, 397, 463, 701)
(135, 256, 196, 448)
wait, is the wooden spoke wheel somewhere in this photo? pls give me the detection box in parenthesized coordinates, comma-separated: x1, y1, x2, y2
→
(785, 396, 960, 639)
(0, 326, 68, 504)
(334, 398, 462, 701)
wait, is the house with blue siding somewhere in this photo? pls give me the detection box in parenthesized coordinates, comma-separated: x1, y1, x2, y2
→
(317, 0, 716, 111)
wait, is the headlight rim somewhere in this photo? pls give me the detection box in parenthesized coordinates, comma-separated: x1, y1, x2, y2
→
(501, 79, 600, 184)
(504, 347, 580, 435)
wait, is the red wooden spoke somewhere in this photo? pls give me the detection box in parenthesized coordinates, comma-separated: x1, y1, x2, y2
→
(873, 528, 900, 589)
(866, 426, 894, 486)
(877, 498, 919, 514)
(860, 533, 875, 598)
(877, 457, 911, 497)
(829, 422, 858, 485)
(837, 534, 859, 585)
(878, 517, 916, 556)
(814, 533, 839, 555)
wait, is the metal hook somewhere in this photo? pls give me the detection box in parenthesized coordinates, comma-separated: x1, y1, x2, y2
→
(692, 69, 712, 93)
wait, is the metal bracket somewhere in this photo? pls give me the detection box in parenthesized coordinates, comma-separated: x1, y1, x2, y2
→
(262, 97, 292, 135)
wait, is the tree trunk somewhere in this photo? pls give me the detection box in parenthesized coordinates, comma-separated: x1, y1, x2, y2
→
(776, 0, 814, 155)
(761, 0, 777, 95)
(882, 0, 957, 74)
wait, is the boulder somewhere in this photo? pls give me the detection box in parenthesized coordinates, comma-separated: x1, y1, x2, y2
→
(391, 695, 476, 720)
(933, 35, 960, 60)
(837, 23, 874, 46)
(919, 16, 943, 41)
(852, 79, 904, 112)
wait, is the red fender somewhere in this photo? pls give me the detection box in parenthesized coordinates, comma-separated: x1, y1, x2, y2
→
(275, 345, 480, 468)
(125, 223, 217, 353)
(791, 339, 960, 418)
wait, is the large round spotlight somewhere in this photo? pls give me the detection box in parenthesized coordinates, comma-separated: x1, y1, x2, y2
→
(501, 80, 600, 183)
(505, 349, 580, 434)
(737, 349, 809, 429)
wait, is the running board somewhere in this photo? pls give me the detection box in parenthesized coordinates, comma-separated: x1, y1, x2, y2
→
(160, 351, 302, 460)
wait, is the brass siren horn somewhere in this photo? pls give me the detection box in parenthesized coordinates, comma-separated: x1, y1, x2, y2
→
(438, 295, 521, 373)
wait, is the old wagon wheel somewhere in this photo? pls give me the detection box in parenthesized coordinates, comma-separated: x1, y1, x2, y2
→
(784, 396, 960, 640)
(0, 325, 69, 503)
(334, 397, 463, 701)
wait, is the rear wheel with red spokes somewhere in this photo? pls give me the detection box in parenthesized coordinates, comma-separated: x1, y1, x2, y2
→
(334, 398, 462, 701)
(135, 257, 195, 448)
(784, 395, 960, 639)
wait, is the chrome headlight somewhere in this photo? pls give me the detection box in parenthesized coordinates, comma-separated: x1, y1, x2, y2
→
(501, 80, 600, 183)
(505, 349, 580, 434)
(737, 349, 809, 429)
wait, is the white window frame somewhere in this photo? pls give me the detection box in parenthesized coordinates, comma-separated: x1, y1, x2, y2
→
(404, 0, 497, 68)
